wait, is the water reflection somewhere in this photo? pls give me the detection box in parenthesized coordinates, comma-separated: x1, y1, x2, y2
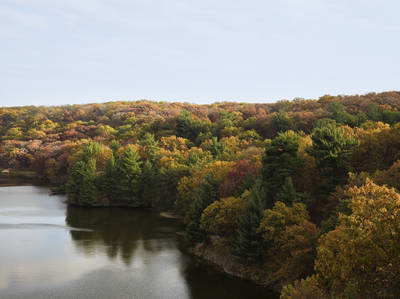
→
(66, 205, 277, 299)
(66, 206, 180, 266)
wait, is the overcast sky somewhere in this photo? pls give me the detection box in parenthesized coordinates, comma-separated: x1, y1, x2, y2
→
(1, 0, 399, 106)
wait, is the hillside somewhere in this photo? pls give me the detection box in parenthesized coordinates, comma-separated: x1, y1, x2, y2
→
(1, 91, 400, 298)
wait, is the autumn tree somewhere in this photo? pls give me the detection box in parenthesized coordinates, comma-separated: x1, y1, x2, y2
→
(200, 195, 245, 239)
(258, 201, 319, 284)
(219, 159, 260, 198)
(315, 179, 400, 298)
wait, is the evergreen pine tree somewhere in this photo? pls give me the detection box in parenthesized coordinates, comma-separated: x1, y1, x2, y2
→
(100, 154, 117, 202)
(276, 176, 309, 206)
(262, 130, 304, 204)
(140, 160, 157, 207)
(184, 197, 206, 244)
(66, 159, 97, 205)
(231, 180, 265, 264)
(184, 174, 220, 244)
(114, 146, 142, 205)
(308, 123, 359, 195)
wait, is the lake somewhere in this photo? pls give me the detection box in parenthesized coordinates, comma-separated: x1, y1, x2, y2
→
(0, 185, 277, 299)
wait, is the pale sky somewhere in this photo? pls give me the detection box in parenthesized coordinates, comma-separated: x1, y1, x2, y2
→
(1, 0, 399, 106)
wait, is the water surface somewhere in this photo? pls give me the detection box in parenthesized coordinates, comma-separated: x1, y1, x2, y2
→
(0, 185, 276, 299)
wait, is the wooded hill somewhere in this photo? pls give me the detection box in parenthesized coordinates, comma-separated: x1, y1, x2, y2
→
(1, 91, 400, 298)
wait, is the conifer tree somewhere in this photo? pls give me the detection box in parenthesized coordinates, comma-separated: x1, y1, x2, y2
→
(66, 159, 97, 205)
(262, 130, 304, 204)
(114, 146, 142, 204)
(184, 174, 220, 244)
(308, 123, 359, 195)
(100, 154, 117, 202)
(276, 176, 309, 206)
(231, 181, 265, 264)
(140, 160, 157, 207)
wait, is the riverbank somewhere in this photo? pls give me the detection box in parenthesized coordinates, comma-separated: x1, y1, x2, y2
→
(191, 240, 281, 295)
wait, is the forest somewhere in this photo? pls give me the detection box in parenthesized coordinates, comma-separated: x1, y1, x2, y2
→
(1, 91, 400, 298)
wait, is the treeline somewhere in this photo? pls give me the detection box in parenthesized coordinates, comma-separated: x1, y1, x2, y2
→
(1, 91, 400, 298)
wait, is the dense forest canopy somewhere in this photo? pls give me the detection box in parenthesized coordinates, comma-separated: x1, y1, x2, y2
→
(2, 91, 400, 298)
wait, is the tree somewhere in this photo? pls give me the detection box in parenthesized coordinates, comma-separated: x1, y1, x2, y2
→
(184, 174, 220, 244)
(184, 197, 207, 244)
(66, 159, 97, 205)
(100, 153, 117, 202)
(258, 201, 310, 246)
(200, 196, 245, 238)
(262, 130, 304, 204)
(231, 181, 265, 264)
(315, 179, 400, 298)
(113, 145, 143, 205)
(139, 133, 161, 163)
(308, 123, 359, 195)
(66, 141, 111, 205)
(258, 201, 318, 284)
(206, 137, 227, 159)
(276, 221, 320, 283)
(373, 159, 400, 191)
(140, 160, 157, 207)
(328, 102, 365, 127)
(276, 177, 309, 206)
(280, 275, 328, 299)
(272, 111, 293, 133)
(175, 110, 211, 142)
(219, 159, 260, 198)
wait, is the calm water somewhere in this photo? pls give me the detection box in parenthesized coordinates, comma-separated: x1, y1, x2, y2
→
(0, 185, 277, 299)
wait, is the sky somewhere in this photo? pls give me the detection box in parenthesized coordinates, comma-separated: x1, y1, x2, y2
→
(1, 0, 400, 107)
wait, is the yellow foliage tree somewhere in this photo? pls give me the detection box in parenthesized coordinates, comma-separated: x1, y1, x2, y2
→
(258, 202, 319, 284)
(200, 196, 245, 238)
(315, 179, 400, 298)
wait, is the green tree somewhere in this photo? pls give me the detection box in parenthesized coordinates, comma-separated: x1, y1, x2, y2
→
(114, 146, 143, 205)
(139, 133, 161, 163)
(272, 111, 293, 133)
(184, 197, 207, 244)
(140, 160, 157, 207)
(206, 137, 227, 159)
(366, 103, 382, 121)
(262, 131, 304, 204)
(328, 102, 365, 127)
(175, 110, 211, 142)
(66, 159, 97, 205)
(308, 123, 359, 195)
(276, 176, 309, 206)
(231, 181, 265, 264)
(184, 175, 222, 244)
(100, 154, 117, 202)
